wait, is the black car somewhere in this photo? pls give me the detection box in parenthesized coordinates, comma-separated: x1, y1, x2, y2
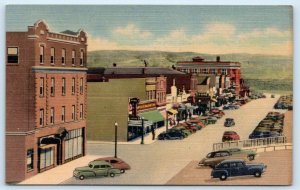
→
(249, 131, 280, 139)
(157, 131, 184, 140)
(224, 118, 235, 127)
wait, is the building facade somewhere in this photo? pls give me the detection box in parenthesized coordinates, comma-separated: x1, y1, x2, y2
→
(6, 20, 87, 183)
(176, 56, 242, 94)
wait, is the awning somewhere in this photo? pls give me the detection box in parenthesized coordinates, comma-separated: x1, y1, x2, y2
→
(139, 110, 164, 123)
(167, 109, 178, 115)
(128, 120, 153, 127)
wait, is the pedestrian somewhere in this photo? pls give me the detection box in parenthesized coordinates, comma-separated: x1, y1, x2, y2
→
(151, 125, 155, 140)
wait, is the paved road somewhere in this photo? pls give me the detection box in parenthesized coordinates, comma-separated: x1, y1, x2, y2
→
(62, 96, 284, 185)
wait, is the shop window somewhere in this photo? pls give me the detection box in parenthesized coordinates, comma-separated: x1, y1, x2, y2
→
(39, 147, 54, 170)
(50, 78, 55, 96)
(50, 47, 55, 64)
(7, 47, 18, 64)
(27, 149, 34, 172)
(64, 128, 83, 161)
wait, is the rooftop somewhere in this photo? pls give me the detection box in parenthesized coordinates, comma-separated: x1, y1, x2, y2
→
(88, 67, 186, 75)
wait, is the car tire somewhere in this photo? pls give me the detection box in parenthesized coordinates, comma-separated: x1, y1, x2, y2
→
(248, 155, 255, 161)
(220, 174, 227, 181)
(110, 172, 115, 177)
(79, 175, 85, 180)
(254, 171, 261, 177)
(120, 169, 125, 173)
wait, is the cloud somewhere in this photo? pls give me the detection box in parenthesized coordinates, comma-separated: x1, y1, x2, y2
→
(113, 24, 152, 39)
(88, 22, 292, 56)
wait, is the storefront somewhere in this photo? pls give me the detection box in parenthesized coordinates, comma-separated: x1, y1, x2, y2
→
(64, 128, 84, 162)
(127, 120, 153, 141)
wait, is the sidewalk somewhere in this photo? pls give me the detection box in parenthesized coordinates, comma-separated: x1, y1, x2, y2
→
(19, 155, 101, 185)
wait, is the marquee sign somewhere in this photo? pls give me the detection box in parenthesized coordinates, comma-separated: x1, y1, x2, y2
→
(137, 100, 156, 111)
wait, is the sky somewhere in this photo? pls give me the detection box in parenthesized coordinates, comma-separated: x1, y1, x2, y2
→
(6, 5, 293, 56)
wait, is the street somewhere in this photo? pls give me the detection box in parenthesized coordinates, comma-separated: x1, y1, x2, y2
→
(62, 95, 286, 185)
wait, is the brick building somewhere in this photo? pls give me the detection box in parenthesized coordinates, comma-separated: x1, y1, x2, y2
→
(6, 20, 88, 183)
(176, 56, 242, 94)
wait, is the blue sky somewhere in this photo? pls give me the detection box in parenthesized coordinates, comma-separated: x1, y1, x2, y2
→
(6, 5, 293, 55)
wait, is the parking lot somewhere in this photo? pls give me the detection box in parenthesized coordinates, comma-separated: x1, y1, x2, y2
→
(167, 149, 292, 185)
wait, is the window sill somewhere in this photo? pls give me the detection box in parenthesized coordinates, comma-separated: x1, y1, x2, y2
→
(6, 63, 19, 66)
(39, 95, 45, 98)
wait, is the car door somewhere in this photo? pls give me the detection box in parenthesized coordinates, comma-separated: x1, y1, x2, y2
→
(236, 162, 246, 176)
(94, 165, 108, 176)
(229, 162, 239, 176)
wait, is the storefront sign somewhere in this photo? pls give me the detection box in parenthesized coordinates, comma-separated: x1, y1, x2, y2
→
(137, 100, 156, 111)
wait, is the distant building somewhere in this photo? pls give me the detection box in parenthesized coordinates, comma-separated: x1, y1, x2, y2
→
(176, 56, 242, 94)
(6, 20, 87, 183)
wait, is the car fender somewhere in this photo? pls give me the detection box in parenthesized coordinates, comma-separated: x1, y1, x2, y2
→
(108, 168, 121, 174)
(212, 169, 229, 178)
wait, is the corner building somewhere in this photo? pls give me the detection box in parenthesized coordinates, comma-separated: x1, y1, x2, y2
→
(6, 20, 87, 183)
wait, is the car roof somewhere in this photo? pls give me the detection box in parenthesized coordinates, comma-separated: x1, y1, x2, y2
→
(95, 156, 122, 161)
(221, 147, 241, 151)
(219, 159, 245, 164)
(90, 160, 112, 165)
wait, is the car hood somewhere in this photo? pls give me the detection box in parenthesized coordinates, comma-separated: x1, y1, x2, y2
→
(74, 166, 91, 171)
(199, 158, 207, 164)
(246, 163, 266, 169)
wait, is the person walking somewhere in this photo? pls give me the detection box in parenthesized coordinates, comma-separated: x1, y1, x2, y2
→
(151, 125, 156, 140)
(188, 110, 192, 120)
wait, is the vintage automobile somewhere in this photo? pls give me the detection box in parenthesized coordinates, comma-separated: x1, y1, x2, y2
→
(220, 148, 257, 161)
(207, 116, 218, 124)
(94, 157, 131, 173)
(168, 127, 190, 137)
(198, 150, 251, 168)
(223, 104, 239, 110)
(224, 118, 235, 127)
(157, 131, 184, 140)
(222, 131, 240, 142)
(73, 160, 122, 180)
(249, 131, 281, 139)
(211, 159, 267, 180)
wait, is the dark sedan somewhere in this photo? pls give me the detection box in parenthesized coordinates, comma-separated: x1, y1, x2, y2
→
(224, 118, 235, 127)
(158, 131, 184, 140)
(249, 131, 280, 139)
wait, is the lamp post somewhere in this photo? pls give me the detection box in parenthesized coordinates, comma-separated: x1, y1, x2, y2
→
(141, 117, 144, 144)
(114, 122, 118, 158)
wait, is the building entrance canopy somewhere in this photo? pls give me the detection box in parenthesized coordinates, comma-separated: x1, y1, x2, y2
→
(139, 110, 164, 123)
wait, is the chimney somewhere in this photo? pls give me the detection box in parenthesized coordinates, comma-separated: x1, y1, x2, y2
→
(113, 63, 117, 67)
(216, 56, 220, 62)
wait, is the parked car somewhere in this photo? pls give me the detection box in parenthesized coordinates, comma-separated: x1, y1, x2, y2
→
(198, 150, 249, 168)
(207, 116, 218, 124)
(224, 118, 235, 127)
(94, 157, 130, 173)
(211, 159, 267, 180)
(223, 104, 239, 110)
(249, 131, 281, 139)
(157, 131, 184, 140)
(220, 148, 257, 161)
(73, 160, 121, 180)
(222, 131, 240, 142)
(168, 127, 190, 138)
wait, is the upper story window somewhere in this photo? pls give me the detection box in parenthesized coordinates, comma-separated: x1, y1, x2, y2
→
(62, 78, 66, 96)
(50, 107, 55, 124)
(40, 77, 44, 97)
(80, 50, 84, 66)
(80, 78, 84, 94)
(72, 105, 76, 120)
(80, 104, 83, 119)
(62, 49, 66, 65)
(40, 46, 44, 64)
(222, 69, 227, 75)
(7, 47, 18, 64)
(50, 47, 55, 64)
(72, 78, 75, 95)
(50, 78, 55, 96)
(39, 109, 44, 127)
(72, 50, 76, 65)
(61, 106, 65, 122)
(210, 69, 216, 74)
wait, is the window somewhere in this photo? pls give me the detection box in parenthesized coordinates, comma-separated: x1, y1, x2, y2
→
(222, 69, 227, 75)
(80, 104, 83, 119)
(221, 163, 229, 168)
(80, 78, 83, 94)
(50, 78, 55, 96)
(62, 78, 66, 95)
(237, 162, 244, 168)
(94, 165, 100, 169)
(50, 107, 54, 124)
(61, 106, 65, 122)
(50, 47, 55, 64)
(72, 105, 75, 120)
(40, 78, 44, 97)
(39, 147, 54, 169)
(27, 149, 34, 172)
(40, 109, 44, 126)
(72, 50, 76, 65)
(7, 47, 18, 63)
(62, 49, 66, 64)
(40, 46, 44, 64)
(80, 50, 84, 66)
(210, 69, 216, 74)
(72, 78, 75, 95)
(64, 128, 83, 161)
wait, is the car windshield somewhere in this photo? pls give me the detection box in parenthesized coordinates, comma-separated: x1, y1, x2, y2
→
(206, 153, 213, 158)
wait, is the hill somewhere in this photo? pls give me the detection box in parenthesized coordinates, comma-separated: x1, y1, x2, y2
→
(87, 50, 293, 93)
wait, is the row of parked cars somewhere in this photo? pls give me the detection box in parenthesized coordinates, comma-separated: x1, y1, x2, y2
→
(73, 157, 131, 180)
(158, 108, 225, 140)
(248, 111, 285, 139)
(274, 95, 293, 110)
(198, 148, 267, 180)
(249, 92, 266, 100)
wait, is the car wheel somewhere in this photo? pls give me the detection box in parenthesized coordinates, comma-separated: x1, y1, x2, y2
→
(254, 171, 261, 177)
(79, 175, 85, 180)
(220, 174, 227, 181)
(120, 169, 125, 173)
(248, 155, 255, 161)
(110, 172, 115, 177)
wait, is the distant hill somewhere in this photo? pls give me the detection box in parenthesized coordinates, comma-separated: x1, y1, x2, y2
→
(87, 50, 293, 93)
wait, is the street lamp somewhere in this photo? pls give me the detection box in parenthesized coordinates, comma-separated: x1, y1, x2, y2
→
(114, 122, 118, 158)
(141, 117, 144, 144)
